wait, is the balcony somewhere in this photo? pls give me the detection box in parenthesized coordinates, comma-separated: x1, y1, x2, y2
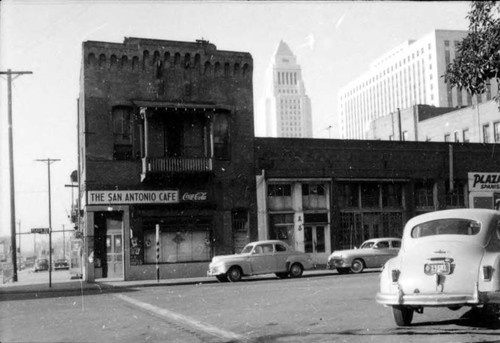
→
(141, 157, 213, 181)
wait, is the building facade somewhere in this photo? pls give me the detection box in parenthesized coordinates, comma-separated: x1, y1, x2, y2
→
(338, 29, 499, 140)
(367, 100, 500, 143)
(255, 138, 500, 265)
(78, 38, 257, 281)
(264, 40, 313, 138)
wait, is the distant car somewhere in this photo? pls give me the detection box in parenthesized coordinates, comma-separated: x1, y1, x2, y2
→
(377, 209, 500, 326)
(207, 240, 315, 282)
(54, 258, 69, 270)
(33, 258, 49, 272)
(327, 237, 401, 274)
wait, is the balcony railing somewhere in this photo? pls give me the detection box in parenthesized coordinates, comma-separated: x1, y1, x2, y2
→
(142, 157, 213, 181)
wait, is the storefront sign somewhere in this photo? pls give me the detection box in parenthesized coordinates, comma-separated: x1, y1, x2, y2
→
(468, 172, 500, 191)
(87, 190, 179, 205)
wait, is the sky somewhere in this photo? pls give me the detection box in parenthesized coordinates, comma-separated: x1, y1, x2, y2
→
(0, 0, 471, 248)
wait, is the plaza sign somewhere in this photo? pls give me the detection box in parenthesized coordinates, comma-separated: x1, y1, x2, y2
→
(87, 190, 179, 205)
(468, 172, 500, 192)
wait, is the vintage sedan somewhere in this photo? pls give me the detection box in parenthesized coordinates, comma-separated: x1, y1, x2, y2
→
(33, 258, 49, 272)
(207, 240, 315, 282)
(377, 209, 500, 326)
(327, 238, 401, 274)
(54, 258, 69, 270)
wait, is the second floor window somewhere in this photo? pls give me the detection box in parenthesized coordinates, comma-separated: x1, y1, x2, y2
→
(494, 122, 500, 142)
(483, 124, 491, 143)
(213, 114, 230, 160)
(112, 107, 133, 160)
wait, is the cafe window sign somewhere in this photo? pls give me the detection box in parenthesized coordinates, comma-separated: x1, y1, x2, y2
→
(468, 172, 500, 192)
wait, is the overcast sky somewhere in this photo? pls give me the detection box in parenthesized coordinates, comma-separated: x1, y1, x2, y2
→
(0, 1, 470, 244)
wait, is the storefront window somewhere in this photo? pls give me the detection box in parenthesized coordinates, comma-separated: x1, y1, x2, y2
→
(382, 183, 402, 208)
(446, 182, 466, 208)
(361, 183, 380, 208)
(269, 213, 294, 245)
(143, 229, 211, 263)
(340, 184, 359, 208)
(415, 181, 434, 208)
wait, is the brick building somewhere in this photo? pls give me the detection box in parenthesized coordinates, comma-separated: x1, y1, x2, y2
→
(255, 138, 500, 264)
(78, 38, 256, 281)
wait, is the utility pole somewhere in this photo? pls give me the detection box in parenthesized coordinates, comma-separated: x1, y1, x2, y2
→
(36, 158, 60, 288)
(0, 69, 33, 282)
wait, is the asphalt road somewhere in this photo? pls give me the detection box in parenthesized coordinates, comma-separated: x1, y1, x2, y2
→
(1, 270, 499, 343)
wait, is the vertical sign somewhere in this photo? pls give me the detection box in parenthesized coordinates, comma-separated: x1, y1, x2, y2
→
(156, 224, 160, 283)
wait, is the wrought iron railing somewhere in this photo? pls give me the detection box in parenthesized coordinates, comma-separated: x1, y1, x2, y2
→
(142, 157, 213, 174)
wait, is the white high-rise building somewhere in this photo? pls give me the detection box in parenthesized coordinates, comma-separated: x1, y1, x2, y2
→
(338, 30, 497, 139)
(264, 40, 312, 138)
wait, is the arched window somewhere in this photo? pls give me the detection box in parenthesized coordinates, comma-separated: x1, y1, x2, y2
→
(132, 56, 139, 70)
(174, 53, 181, 66)
(194, 54, 201, 69)
(243, 63, 250, 77)
(234, 63, 240, 76)
(204, 61, 212, 75)
(224, 63, 230, 76)
(121, 55, 128, 69)
(214, 62, 221, 76)
(184, 53, 191, 69)
(99, 54, 106, 67)
(87, 53, 96, 66)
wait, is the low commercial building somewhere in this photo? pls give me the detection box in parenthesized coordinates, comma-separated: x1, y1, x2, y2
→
(255, 138, 500, 264)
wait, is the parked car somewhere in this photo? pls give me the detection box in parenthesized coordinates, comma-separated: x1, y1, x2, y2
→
(377, 209, 500, 326)
(327, 237, 401, 274)
(53, 258, 69, 270)
(33, 258, 49, 272)
(207, 240, 315, 282)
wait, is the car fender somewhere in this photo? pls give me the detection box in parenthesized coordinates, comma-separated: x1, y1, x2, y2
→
(478, 251, 500, 292)
(285, 255, 311, 270)
(379, 256, 401, 295)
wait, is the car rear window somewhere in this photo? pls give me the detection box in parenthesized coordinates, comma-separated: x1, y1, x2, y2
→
(411, 219, 481, 238)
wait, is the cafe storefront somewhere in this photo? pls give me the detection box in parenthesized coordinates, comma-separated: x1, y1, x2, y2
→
(83, 188, 215, 281)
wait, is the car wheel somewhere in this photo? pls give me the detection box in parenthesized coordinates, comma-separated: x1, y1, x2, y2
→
(336, 268, 350, 274)
(275, 272, 289, 279)
(289, 263, 303, 278)
(227, 266, 242, 282)
(216, 275, 228, 282)
(392, 306, 414, 326)
(350, 259, 364, 273)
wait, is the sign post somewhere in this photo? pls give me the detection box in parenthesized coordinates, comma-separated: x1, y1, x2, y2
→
(156, 224, 160, 283)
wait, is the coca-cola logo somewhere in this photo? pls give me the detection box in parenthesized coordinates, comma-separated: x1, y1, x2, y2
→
(182, 192, 208, 201)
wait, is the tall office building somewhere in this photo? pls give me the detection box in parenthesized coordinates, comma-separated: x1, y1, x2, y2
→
(264, 40, 313, 138)
(338, 30, 496, 139)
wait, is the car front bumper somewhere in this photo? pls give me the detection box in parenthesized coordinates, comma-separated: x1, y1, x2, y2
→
(327, 259, 349, 270)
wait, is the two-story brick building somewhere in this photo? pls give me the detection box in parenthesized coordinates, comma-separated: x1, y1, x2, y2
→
(78, 38, 257, 281)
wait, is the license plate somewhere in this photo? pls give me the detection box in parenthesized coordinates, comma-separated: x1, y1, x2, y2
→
(424, 262, 450, 275)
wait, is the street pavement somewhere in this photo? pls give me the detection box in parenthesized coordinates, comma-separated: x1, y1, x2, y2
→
(0, 268, 336, 295)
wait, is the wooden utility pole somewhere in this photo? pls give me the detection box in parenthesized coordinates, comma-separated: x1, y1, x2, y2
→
(36, 158, 60, 288)
(0, 69, 33, 282)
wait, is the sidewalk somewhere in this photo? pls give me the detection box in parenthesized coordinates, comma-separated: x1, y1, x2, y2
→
(0, 269, 335, 295)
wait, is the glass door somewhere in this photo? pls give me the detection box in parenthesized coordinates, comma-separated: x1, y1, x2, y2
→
(304, 225, 330, 265)
(106, 218, 123, 279)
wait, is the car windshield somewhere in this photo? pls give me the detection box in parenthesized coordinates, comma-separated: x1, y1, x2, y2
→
(360, 242, 375, 249)
(241, 245, 254, 254)
(411, 219, 481, 238)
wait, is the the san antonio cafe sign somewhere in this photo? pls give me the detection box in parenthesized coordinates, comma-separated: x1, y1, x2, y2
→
(86, 189, 208, 205)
